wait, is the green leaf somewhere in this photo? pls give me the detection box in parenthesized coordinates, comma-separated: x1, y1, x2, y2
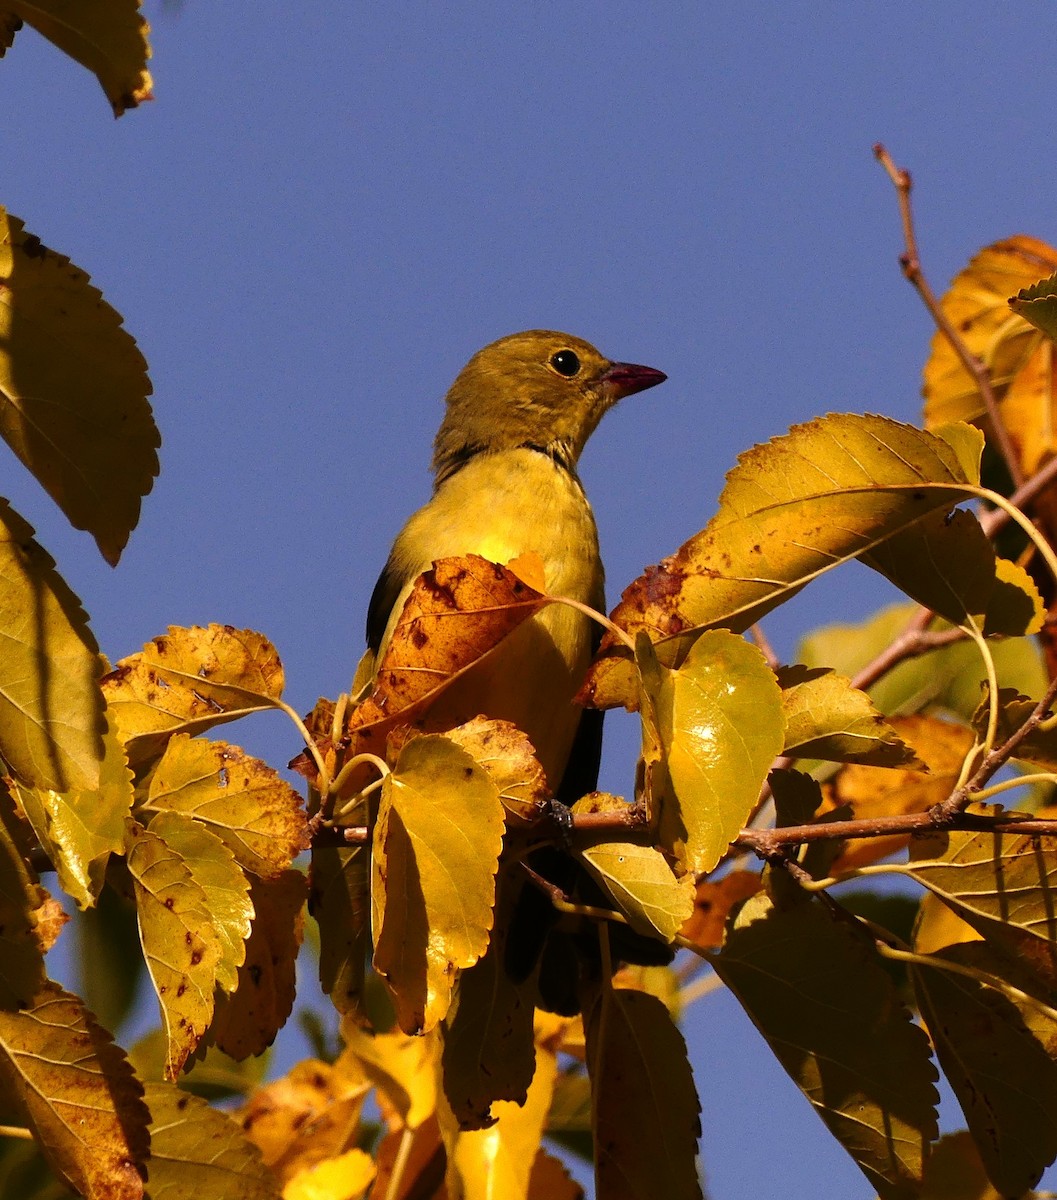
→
(641, 630, 784, 874)
(0, 983, 150, 1200)
(584, 987, 702, 1200)
(911, 942, 1057, 1196)
(583, 414, 984, 708)
(799, 601, 1046, 721)
(1010, 269, 1057, 344)
(778, 665, 920, 766)
(712, 893, 939, 1199)
(0, 208, 157, 561)
(371, 734, 504, 1034)
(0, 499, 104, 791)
(142, 1081, 279, 1199)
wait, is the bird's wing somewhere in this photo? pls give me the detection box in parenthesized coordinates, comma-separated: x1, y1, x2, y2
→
(365, 553, 409, 654)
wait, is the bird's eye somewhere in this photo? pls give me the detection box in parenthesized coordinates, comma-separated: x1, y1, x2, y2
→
(549, 350, 581, 378)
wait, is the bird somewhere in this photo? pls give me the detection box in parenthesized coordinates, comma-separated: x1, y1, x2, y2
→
(363, 329, 667, 1010)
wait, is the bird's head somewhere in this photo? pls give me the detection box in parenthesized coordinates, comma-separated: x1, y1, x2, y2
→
(432, 330, 666, 481)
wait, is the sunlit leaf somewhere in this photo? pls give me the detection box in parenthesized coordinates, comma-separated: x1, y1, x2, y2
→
(778, 665, 920, 766)
(583, 414, 983, 708)
(144, 734, 308, 878)
(0, 499, 103, 790)
(3, 0, 152, 115)
(580, 839, 693, 944)
(144, 1081, 279, 1199)
(10, 702, 131, 908)
(713, 894, 938, 1198)
(125, 820, 222, 1077)
(102, 625, 285, 768)
(584, 986, 701, 1200)
(283, 1149, 375, 1200)
(0, 983, 150, 1200)
(640, 631, 784, 874)
(438, 717, 549, 823)
(372, 735, 504, 1034)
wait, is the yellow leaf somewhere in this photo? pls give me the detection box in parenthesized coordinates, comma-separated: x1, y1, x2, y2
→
(0, 499, 104, 790)
(584, 987, 702, 1200)
(919, 1132, 1005, 1200)
(103, 625, 286, 768)
(10, 700, 131, 907)
(125, 819, 222, 1077)
(146, 810, 252, 994)
(1010, 269, 1057, 343)
(923, 235, 1057, 474)
(144, 735, 309, 878)
(283, 1149, 376, 1200)
(341, 1022, 438, 1131)
(778, 665, 920, 767)
(0, 208, 157, 561)
(372, 735, 504, 1034)
(642, 631, 784, 874)
(579, 839, 693, 943)
(713, 894, 938, 1198)
(443, 1032, 559, 1200)
(144, 1081, 279, 1198)
(0, 983, 150, 1200)
(4, 0, 152, 115)
(438, 717, 549, 823)
(211, 869, 306, 1060)
(678, 869, 762, 951)
(236, 1059, 369, 1185)
(584, 414, 983, 709)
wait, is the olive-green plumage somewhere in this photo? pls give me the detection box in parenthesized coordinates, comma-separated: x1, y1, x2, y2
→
(367, 329, 666, 798)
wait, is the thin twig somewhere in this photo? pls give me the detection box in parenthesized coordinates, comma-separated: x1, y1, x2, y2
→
(874, 143, 1025, 488)
(749, 623, 780, 671)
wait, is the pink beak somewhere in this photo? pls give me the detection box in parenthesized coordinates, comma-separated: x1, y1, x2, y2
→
(601, 360, 667, 399)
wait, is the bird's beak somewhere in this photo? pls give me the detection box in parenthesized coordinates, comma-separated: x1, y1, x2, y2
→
(600, 361, 667, 399)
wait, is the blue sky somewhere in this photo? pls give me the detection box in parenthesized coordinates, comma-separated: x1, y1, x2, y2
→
(4, 5, 1057, 1196)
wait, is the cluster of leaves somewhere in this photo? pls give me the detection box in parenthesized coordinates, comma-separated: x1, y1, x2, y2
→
(10, 14, 1057, 1200)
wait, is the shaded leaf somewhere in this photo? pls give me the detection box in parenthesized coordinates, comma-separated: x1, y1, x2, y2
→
(341, 1022, 437, 1133)
(0, 789, 48, 1007)
(347, 555, 549, 754)
(144, 734, 308, 878)
(584, 987, 701, 1200)
(309, 844, 370, 1021)
(911, 942, 1057, 1196)
(146, 810, 252, 994)
(583, 414, 983, 708)
(372, 735, 504, 1034)
(144, 1081, 279, 1199)
(641, 631, 784, 874)
(0, 499, 103, 790)
(102, 626, 285, 769)
(0, 982, 150, 1200)
(125, 819, 222, 1077)
(712, 893, 939, 1199)
(75, 883, 144, 1038)
(210, 869, 306, 1060)
(679, 869, 762, 951)
(4, 0, 152, 115)
(971, 687, 1057, 770)
(1010, 268, 1057, 343)
(919, 1131, 1004, 1200)
(526, 1150, 584, 1200)
(369, 1116, 446, 1200)
(0, 208, 156, 563)
(778, 665, 920, 767)
(10, 702, 131, 908)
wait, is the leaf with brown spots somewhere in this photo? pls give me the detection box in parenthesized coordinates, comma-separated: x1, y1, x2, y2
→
(582, 415, 984, 710)
(125, 819, 222, 1078)
(372, 734, 504, 1034)
(102, 625, 285, 769)
(144, 1081, 280, 1199)
(211, 869, 307, 1060)
(346, 555, 549, 754)
(0, 982, 150, 1200)
(430, 716, 549, 823)
(143, 734, 309, 878)
(3, 1, 152, 116)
